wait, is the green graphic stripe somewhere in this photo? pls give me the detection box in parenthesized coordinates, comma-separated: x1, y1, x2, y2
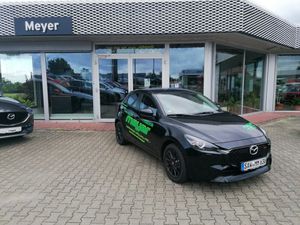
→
(125, 115, 151, 135)
(243, 122, 256, 130)
(142, 119, 154, 128)
(126, 126, 146, 143)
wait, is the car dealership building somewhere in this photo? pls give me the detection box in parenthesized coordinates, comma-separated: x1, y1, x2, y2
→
(0, 0, 299, 122)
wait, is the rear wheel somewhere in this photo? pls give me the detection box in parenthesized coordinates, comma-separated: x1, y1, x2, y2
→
(163, 144, 187, 183)
(115, 122, 127, 145)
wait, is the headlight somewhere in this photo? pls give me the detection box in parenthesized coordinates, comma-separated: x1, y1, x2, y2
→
(260, 128, 271, 143)
(26, 107, 33, 113)
(184, 134, 220, 153)
(260, 128, 267, 137)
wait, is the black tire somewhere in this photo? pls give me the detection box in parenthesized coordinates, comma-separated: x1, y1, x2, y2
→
(163, 144, 187, 183)
(115, 122, 127, 145)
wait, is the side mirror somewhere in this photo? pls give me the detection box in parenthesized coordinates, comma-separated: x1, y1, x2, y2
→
(214, 102, 221, 108)
(140, 108, 156, 120)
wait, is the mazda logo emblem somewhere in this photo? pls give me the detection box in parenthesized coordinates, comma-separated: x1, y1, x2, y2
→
(249, 145, 258, 155)
(7, 113, 16, 120)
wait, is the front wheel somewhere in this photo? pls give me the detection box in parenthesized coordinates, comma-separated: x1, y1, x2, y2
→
(163, 144, 187, 183)
(115, 122, 127, 145)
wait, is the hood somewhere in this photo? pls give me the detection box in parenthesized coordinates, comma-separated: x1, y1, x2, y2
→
(112, 87, 126, 94)
(0, 97, 27, 113)
(169, 112, 265, 145)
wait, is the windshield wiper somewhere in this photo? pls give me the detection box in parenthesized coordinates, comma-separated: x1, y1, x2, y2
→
(193, 111, 216, 115)
(167, 114, 196, 117)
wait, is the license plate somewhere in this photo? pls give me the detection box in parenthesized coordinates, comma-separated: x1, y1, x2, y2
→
(0, 127, 22, 134)
(241, 157, 267, 172)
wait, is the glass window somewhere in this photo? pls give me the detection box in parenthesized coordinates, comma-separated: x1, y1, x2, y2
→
(140, 95, 157, 112)
(169, 44, 204, 93)
(133, 59, 162, 90)
(155, 92, 219, 115)
(125, 92, 140, 110)
(243, 51, 265, 114)
(215, 46, 243, 114)
(215, 46, 265, 114)
(276, 55, 300, 111)
(96, 45, 164, 54)
(46, 53, 93, 119)
(0, 53, 44, 119)
(127, 93, 138, 105)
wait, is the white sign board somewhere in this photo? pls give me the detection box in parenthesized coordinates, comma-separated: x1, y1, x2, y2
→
(144, 78, 150, 88)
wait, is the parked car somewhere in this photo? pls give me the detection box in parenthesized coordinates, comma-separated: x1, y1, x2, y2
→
(282, 82, 300, 103)
(0, 96, 34, 139)
(115, 89, 271, 183)
(100, 82, 127, 101)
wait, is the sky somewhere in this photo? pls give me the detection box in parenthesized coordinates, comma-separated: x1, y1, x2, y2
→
(248, 0, 300, 25)
(1, 0, 299, 25)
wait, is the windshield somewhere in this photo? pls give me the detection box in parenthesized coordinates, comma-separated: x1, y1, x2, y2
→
(155, 91, 220, 115)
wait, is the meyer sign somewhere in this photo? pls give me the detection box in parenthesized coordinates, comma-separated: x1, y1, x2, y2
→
(14, 17, 72, 36)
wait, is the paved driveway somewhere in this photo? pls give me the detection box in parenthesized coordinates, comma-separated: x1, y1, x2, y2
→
(0, 117, 299, 225)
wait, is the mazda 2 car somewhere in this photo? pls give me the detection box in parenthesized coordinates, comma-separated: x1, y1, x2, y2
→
(0, 96, 34, 139)
(115, 89, 271, 183)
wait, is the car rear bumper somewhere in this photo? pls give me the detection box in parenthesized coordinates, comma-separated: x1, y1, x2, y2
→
(185, 146, 272, 182)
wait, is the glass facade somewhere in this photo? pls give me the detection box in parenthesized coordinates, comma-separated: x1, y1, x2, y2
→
(215, 46, 265, 114)
(169, 44, 205, 93)
(1, 42, 294, 122)
(46, 53, 93, 119)
(276, 55, 300, 111)
(0, 53, 44, 119)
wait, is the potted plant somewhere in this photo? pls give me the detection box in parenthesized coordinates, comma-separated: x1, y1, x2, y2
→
(226, 97, 237, 113)
(275, 102, 285, 110)
(291, 98, 300, 111)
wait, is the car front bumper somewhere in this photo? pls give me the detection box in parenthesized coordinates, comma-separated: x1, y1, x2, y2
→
(185, 143, 272, 182)
(0, 114, 34, 139)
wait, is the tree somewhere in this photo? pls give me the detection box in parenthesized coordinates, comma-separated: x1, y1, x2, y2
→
(48, 58, 74, 75)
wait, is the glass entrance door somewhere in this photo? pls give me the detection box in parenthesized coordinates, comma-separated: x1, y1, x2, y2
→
(98, 58, 128, 119)
(98, 55, 164, 119)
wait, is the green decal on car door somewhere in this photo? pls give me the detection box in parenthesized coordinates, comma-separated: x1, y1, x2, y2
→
(125, 114, 152, 143)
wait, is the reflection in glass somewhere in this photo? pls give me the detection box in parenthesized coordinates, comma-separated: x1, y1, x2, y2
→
(96, 45, 164, 54)
(276, 55, 300, 111)
(243, 52, 265, 114)
(46, 53, 93, 119)
(169, 44, 204, 93)
(215, 46, 243, 114)
(133, 59, 162, 90)
(99, 59, 128, 118)
(0, 53, 44, 118)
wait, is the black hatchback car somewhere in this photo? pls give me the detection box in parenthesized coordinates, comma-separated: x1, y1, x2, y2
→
(0, 96, 34, 139)
(115, 89, 271, 183)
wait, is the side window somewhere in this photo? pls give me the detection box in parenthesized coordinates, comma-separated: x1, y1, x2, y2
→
(126, 93, 140, 109)
(140, 95, 157, 113)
